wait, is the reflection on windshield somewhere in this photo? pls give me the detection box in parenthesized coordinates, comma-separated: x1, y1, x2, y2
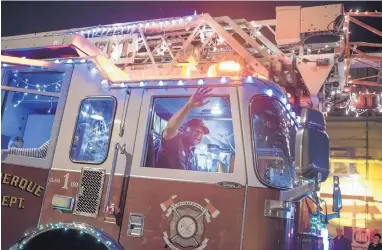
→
(144, 86, 235, 173)
(251, 96, 296, 188)
(70, 97, 116, 163)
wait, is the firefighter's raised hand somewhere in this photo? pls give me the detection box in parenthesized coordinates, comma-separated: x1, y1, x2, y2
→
(186, 86, 213, 108)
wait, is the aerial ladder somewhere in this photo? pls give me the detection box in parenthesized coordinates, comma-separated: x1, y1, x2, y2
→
(2, 3, 381, 250)
(2, 4, 381, 116)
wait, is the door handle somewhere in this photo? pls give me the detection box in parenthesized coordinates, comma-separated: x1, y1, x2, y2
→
(104, 143, 125, 215)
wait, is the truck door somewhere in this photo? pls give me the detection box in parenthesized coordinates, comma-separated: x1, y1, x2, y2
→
(119, 86, 247, 249)
(1, 64, 73, 249)
(36, 64, 144, 244)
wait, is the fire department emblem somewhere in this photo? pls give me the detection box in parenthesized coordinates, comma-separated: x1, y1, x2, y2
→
(160, 195, 220, 250)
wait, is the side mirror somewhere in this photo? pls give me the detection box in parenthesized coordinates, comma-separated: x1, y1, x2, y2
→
(333, 176, 343, 212)
(295, 108, 330, 182)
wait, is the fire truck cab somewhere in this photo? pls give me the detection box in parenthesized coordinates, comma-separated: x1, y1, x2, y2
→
(1, 7, 344, 250)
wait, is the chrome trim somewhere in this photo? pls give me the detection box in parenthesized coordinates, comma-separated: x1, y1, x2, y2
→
(73, 167, 106, 218)
(127, 213, 145, 238)
(51, 195, 75, 211)
(119, 89, 131, 137)
(104, 143, 125, 215)
(216, 181, 243, 189)
(264, 200, 294, 219)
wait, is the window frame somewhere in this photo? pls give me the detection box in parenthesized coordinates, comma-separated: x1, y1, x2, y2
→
(130, 86, 246, 185)
(249, 94, 297, 190)
(1, 66, 73, 169)
(68, 95, 118, 165)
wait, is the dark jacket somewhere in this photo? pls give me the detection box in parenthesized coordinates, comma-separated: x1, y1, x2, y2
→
(156, 134, 198, 171)
(367, 243, 382, 250)
(333, 235, 351, 250)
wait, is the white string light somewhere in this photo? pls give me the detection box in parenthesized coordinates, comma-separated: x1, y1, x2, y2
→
(13, 92, 27, 107)
(12, 74, 62, 93)
(10, 74, 62, 111)
(47, 97, 53, 113)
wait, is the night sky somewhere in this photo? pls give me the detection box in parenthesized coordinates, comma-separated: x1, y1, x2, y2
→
(2, 1, 381, 42)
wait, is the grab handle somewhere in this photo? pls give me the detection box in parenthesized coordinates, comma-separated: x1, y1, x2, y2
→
(104, 143, 125, 215)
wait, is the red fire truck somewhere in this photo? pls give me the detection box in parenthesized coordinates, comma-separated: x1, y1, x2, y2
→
(1, 4, 349, 250)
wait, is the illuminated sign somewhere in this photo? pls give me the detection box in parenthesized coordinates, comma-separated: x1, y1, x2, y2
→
(1, 173, 45, 209)
(88, 34, 138, 65)
(344, 226, 380, 250)
(354, 230, 369, 244)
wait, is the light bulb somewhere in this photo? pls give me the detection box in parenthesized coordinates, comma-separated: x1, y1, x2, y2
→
(211, 105, 222, 115)
(281, 97, 287, 105)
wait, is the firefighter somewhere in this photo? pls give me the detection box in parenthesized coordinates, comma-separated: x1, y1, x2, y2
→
(156, 86, 212, 171)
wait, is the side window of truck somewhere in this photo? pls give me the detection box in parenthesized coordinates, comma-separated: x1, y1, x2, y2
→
(1, 70, 64, 158)
(143, 96, 236, 173)
(69, 97, 117, 164)
(250, 96, 297, 189)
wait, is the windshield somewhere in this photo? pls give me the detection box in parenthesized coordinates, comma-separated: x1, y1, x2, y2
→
(250, 96, 296, 189)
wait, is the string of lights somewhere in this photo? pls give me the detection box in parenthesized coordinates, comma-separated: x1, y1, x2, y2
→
(69, 12, 197, 39)
(9, 73, 63, 112)
(12, 222, 119, 250)
(12, 74, 63, 92)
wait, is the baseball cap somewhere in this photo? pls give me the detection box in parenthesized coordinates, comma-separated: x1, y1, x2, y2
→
(185, 119, 209, 135)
